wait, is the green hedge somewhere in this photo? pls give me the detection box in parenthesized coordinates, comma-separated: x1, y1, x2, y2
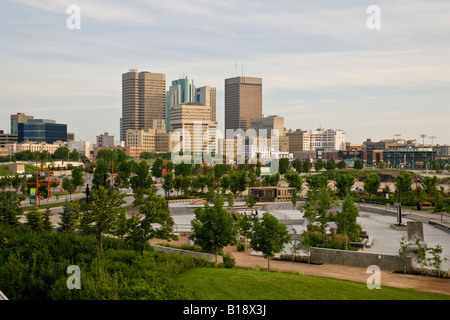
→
(0, 224, 213, 300)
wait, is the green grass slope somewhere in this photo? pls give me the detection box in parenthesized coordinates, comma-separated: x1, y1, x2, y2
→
(175, 268, 450, 300)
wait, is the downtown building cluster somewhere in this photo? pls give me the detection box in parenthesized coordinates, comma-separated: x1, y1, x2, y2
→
(117, 70, 347, 165)
(2, 70, 449, 168)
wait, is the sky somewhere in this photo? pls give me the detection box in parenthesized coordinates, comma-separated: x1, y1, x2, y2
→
(0, 0, 449, 145)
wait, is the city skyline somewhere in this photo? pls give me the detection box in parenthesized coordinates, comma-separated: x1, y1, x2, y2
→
(0, 1, 449, 145)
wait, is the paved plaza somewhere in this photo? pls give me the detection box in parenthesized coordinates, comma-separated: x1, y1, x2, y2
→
(168, 201, 450, 271)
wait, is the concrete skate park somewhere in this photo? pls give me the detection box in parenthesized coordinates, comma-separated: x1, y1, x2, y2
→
(168, 200, 450, 273)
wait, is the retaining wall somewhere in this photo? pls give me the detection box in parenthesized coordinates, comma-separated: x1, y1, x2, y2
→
(151, 245, 223, 264)
(310, 247, 412, 271)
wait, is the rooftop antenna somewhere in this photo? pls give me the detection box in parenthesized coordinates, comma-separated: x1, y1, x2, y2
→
(235, 60, 238, 77)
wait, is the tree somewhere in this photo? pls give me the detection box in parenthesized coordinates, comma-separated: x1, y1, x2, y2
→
(305, 174, 328, 191)
(190, 197, 237, 263)
(11, 175, 25, 192)
(58, 199, 81, 233)
(237, 213, 254, 250)
(285, 171, 303, 194)
(127, 189, 177, 255)
(62, 178, 76, 200)
(337, 160, 347, 170)
(245, 194, 257, 215)
(364, 173, 381, 198)
(353, 159, 363, 170)
(52, 147, 70, 161)
(278, 158, 290, 175)
(162, 172, 174, 198)
(395, 173, 413, 205)
(326, 158, 336, 170)
(314, 159, 324, 172)
(175, 162, 192, 177)
(421, 176, 438, 199)
(130, 161, 154, 191)
(303, 159, 312, 174)
(220, 175, 231, 194)
(293, 158, 303, 173)
(411, 238, 427, 275)
(25, 207, 44, 232)
(43, 207, 53, 231)
(229, 170, 248, 196)
(69, 149, 80, 162)
(79, 186, 126, 251)
(335, 195, 360, 248)
(249, 212, 291, 270)
(427, 245, 448, 278)
(262, 172, 280, 187)
(71, 166, 84, 191)
(117, 160, 133, 189)
(291, 191, 298, 210)
(335, 174, 355, 198)
(151, 158, 164, 179)
(93, 159, 110, 189)
(0, 191, 25, 227)
(397, 235, 411, 274)
(227, 193, 234, 213)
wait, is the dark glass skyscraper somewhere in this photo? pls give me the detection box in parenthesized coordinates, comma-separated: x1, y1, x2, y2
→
(18, 119, 67, 143)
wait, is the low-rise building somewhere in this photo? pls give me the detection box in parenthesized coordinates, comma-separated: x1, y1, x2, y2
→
(125, 128, 173, 153)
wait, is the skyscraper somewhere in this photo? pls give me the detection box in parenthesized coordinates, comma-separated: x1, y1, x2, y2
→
(11, 113, 34, 135)
(166, 77, 195, 132)
(121, 70, 166, 142)
(195, 86, 217, 122)
(225, 76, 262, 132)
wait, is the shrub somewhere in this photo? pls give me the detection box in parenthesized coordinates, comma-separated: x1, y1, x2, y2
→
(220, 252, 236, 269)
(236, 242, 246, 252)
(0, 224, 214, 300)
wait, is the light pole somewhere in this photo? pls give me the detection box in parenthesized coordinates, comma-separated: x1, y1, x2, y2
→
(420, 134, 427, 146)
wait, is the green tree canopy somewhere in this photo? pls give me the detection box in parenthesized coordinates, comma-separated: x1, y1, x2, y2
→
(314, 159, 325, 172)
(421, 176, 438, 199)
(353, 159, 363, 170)
(395, 172, 413, 205)
(62, 177, 76, 200)
(249, 212, 290, 270)
(285, 171, 304, 193)
(151, 158, 164, 178)
(337, 160, 347, 170)
(79, 186, 126, 251)
(278, 158, 290, 175)
(127, 189, 177, 255)
(71, 166, 84, 191)
(326, 159, 336, 170)
(335, 174, 355, 198)
(93, 159, 110, 189)
(0, 191, 25, 227)
(335, 195, 361, 245)
(305, 174, 328, 191)
(130, 161, 154, 191)
(363, 173, 381, 197)
(58, 199, 81, 233)
(190, 197, 237, 263)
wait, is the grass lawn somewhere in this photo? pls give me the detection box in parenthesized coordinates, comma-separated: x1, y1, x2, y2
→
(174, 267, 450, 300)
(0, 165, 14, 176)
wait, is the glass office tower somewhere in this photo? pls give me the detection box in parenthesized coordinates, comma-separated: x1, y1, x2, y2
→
(18, 119, 67, 143)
